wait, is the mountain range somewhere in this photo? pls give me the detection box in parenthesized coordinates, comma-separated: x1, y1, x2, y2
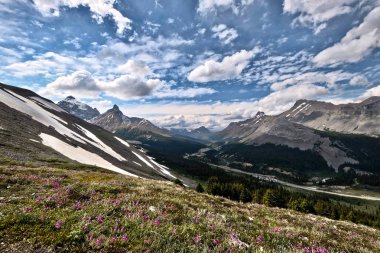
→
(54, 93, 380, 184)
(1, 84, 380, 186)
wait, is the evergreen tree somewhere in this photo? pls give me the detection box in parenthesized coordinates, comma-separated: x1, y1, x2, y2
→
(196, 183, 204, 193)
(240, 188, 252, 203)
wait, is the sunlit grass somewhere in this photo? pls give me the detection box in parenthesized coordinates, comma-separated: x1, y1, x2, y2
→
(0, 165, 379, 252)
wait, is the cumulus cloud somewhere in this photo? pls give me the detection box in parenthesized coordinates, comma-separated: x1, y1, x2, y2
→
(198, 0, 254, 15)
(313, 6, 380, 66)
(39, 67, 216, 101)
(283, 0, 357, 33)
(116, 60, 152, 77)
(40, 70, 101, 98)
(32, 0, 131, 34)
(188, 48, 260, 82)
(100, 76, 161, 100)
(212, 24, 238, 44)
(360, 85, 380, 99)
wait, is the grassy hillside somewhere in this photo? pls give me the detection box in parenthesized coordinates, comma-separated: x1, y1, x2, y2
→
(1, 166, 380, 253)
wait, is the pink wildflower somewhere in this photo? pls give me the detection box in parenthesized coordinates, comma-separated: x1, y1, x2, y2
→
(55, 221, 63, 229)
(213, 239, 220, 245)
(97, 213, 103, 223)
(154, 218, 160, 226)
(52, 180, 60, 189)
(257, 235, 263, 244)
(193, 235, 201, 245)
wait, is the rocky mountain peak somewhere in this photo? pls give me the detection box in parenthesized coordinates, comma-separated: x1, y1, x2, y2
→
(65, 95, 76, 101)
(58, 96, 100, 120)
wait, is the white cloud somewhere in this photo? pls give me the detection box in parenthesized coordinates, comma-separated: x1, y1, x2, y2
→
(86, 99, 113, 113)
(100, 76, 161, 100)
(270, 71, 353, 91)
(188, 48, 260, 82)
(313, 6, 380, 66)
(283, 0, 357, 33)
(360, 85, 380, 99)
(349, 75, 370, 86)
(212, 24, 238, 44)
(39, 66, 216, 101)
(32, 0, 131, 34)
(40, 70, 101, 99)
(116, 60, 152, 77)
(198, 0, 254, 15)
(4, 52, 77, 77)
(257, 83, 329, 113)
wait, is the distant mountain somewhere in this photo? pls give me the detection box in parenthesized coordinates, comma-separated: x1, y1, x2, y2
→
(171, 126, 213, 141)
(203, 100, 380, 183)
(90, 105, 171, 139)
(0, 83, 176, 180)
(216, 111, 357, 172)
(58, 96, 100, 120)
(280, 97, 380, 137)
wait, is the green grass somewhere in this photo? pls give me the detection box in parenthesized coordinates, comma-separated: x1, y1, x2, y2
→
(0, 165, 379, 252)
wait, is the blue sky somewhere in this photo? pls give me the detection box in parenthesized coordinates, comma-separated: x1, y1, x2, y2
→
(0, 0, 380, 129)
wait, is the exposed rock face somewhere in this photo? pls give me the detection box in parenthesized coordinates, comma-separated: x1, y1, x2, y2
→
(58, 96, 100, 120)
(280, 97, 380, 137)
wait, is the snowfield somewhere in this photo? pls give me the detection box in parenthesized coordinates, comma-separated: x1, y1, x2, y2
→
(39, 133, 137, 177)
(0, 89, 85, 144)
(75, 124, 126, 162)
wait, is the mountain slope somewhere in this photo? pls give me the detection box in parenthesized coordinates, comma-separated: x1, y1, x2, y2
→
(57, 96, 100, 120)
(211, 110, 380, 182)
(280, 97, 380, 137)
(0, 83, 175, 180)
(1, 165, 379, 252)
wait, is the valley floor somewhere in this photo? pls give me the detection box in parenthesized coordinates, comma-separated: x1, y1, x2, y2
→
(209, 163, 380, 201)
(0, 165, 379, 252)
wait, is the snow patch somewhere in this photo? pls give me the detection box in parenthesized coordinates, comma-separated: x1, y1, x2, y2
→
(75, 124, 126, 161)
(133, 161, 142, 166)
(147, 155, 176, 179)
(132, 151, 154, 168)
(39, 133, 137, 177)
(115, 136, 130, 147)
(29, 139, 39, 143)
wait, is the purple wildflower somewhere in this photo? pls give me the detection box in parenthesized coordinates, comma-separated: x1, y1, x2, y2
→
(193, 235, 201, 245)
(257, 235, 263, 244)
(74, 202, 82, 210)
(213, 239, 220, 245)
(154, 218, 160, 226)
(52, 180, 60, 189)
(97, 213, 103, 223)
(55, 221, 63, 229)
(23, 207, 32, 213)
(96, 237, 102, 246)
(122, 234, 128, 242)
